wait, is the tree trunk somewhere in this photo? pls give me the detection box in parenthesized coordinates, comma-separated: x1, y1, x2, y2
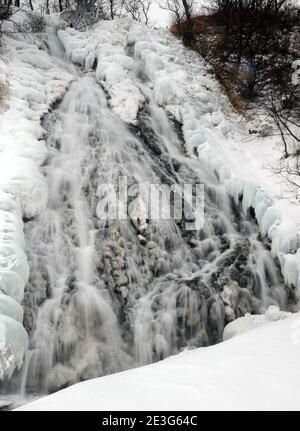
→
(110, 0, 114, 19)
(182, 0, 193, 45)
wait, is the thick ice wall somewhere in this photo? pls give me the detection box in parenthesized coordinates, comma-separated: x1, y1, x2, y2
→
(0, 29, 72, 380)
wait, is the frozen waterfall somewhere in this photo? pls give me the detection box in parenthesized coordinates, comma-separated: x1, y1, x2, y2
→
(0, 22, 293, 405)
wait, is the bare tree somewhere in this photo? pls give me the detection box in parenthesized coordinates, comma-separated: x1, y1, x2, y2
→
(0, 0, 12, 26)
(123, 0, 151, 24)
(270, 156, 300, 201)
(139, 0, 151, 24)
(73, 0, 107, 24)
(181, 0, 194, 44)
(161, 0, 194, 43)
(0, 0, 12, 45)
(265, 71, 300, 158)
(263, 64, 300, 199)
(108, 0, 114, 19)
(160, 0, 186, 25)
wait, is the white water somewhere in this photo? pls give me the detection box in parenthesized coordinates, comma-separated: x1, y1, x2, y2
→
(1, 26, 290, 399)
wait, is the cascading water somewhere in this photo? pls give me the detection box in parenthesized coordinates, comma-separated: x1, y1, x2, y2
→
(21, 77, 133, 393)
(1, 25, 291, 401)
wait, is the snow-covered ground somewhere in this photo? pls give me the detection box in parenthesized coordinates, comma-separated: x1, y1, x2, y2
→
(16, 310, 300, 411)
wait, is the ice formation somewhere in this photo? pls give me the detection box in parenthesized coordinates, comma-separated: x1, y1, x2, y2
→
(57, 19, 144, 124)
(0, 24, 72, 380)
(58, 20, 300, 300)
(292, 60, 300, 85)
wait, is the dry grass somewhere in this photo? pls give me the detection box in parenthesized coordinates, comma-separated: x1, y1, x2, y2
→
(212, 63, 245, 114)
(172, 15, 245, 114)
(172, 10, 300, 114)
(171, 14, 222, 38)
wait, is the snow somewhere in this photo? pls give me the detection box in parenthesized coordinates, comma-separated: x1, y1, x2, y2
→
(223, 305, 291, 340)
(106, 78, 144, 124)
(0, 24, 72, 379)
(16, 311, 300, 411)
(57, 19, 144, 125)
(292, 60, 300, 85)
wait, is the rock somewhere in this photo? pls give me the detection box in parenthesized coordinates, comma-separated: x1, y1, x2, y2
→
(166, 273, 177, 280)
(189, 238, 201, 247)
(149, 248, 158, 257)
(46, 364, 77, 393)
(115, 273, 128, 287)
(138, 234, 147, 245)
(147, 241, 158, 249)
(119, 286, 129, 299)
(265, 305, 282, 321)
(138, 224, 148, 234)
(224, 305, 235, 322)
(104, 250, 112, 259)
(112, 257, 125, 270)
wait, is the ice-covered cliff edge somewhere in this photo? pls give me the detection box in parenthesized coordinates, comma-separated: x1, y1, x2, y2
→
(0, 25, 72, 380)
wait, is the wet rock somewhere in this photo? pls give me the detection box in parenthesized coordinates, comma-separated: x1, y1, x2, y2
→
(46, 364, 77, 393)
(119, 286, 129, 299)
(147, 241, 158, 249)
(224, 305, 235, 322)
(138, 234, 147, 245)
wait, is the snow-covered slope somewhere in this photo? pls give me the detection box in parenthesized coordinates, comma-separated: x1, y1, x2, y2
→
(0, 26, 72, 380)
(16, 311, 300, 411)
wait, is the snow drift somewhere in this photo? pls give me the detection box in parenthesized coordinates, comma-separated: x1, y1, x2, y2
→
(16, 311, 300, 411)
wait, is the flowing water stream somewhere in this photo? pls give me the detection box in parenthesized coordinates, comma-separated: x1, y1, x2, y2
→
(1, 26, 291, 400)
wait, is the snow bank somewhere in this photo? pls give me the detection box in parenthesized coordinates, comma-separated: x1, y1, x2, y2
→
(58, 19, 144, 124)
(223, 305, 291, 340)
(16, 312, 300, 410)
(0, 30, 72, 379)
